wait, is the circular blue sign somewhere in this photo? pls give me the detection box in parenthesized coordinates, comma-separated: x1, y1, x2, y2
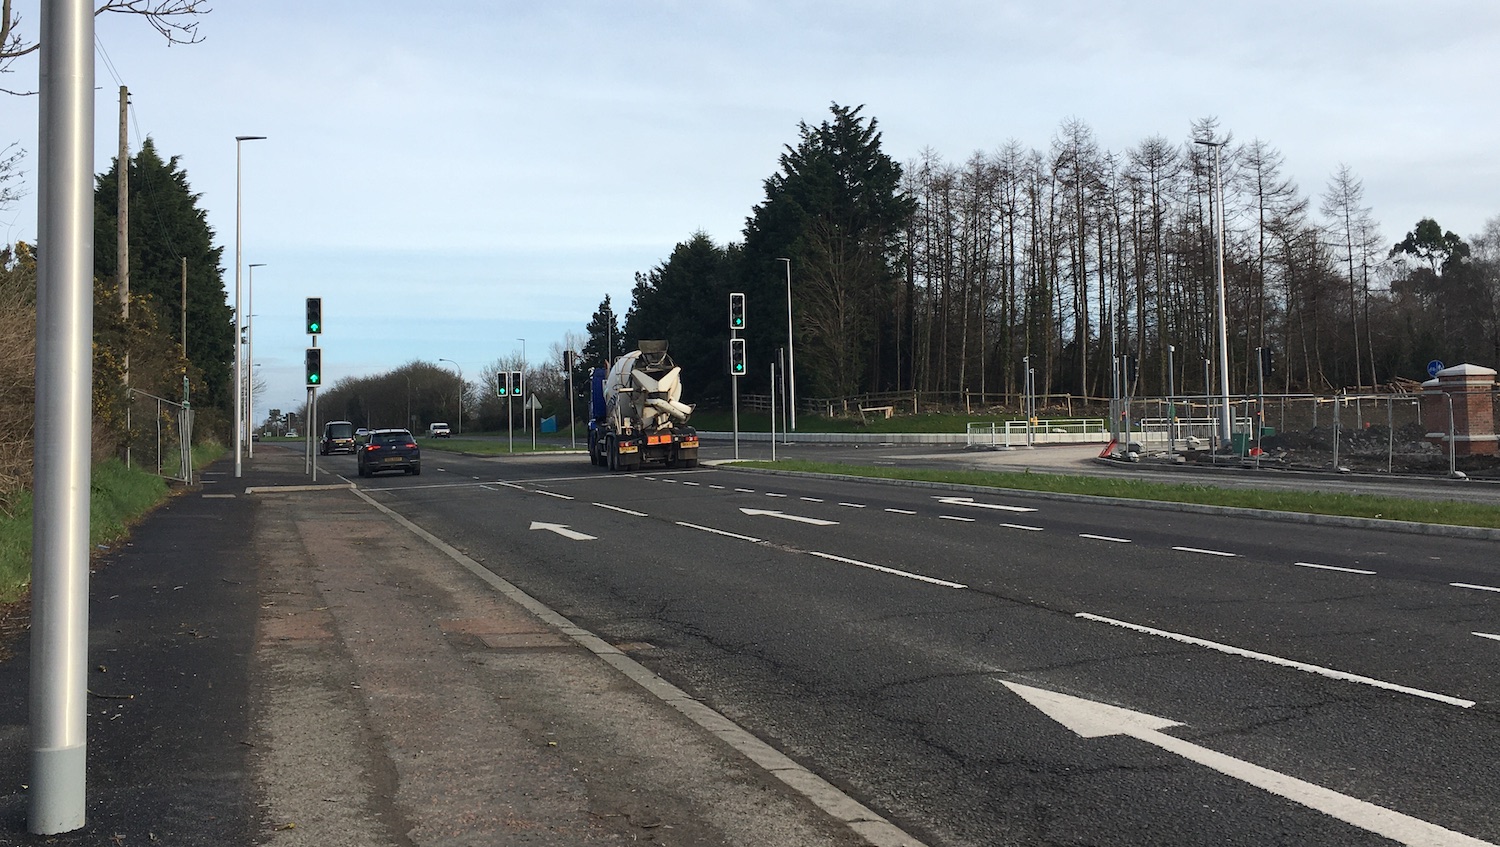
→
(1427, 359, 1445, 378)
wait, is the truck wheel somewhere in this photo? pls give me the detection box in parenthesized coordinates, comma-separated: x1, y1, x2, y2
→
(606, 437, 617, 471)
(683, 458, 698, 469)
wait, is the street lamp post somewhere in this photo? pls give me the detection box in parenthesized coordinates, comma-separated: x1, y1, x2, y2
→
(776, 258, 796, 430)
(1195, 137, 1232, 448)
(232, 134, 265, 478)
(246, 262, 265, 457)
(438, 358, 463, 435)
(517, 339, 526, 434)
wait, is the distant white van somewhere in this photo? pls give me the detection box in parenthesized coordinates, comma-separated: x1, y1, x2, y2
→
(427, 422, 451, 438)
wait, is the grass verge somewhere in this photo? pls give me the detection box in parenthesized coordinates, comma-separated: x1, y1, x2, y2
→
(736, 460, 1500, 530)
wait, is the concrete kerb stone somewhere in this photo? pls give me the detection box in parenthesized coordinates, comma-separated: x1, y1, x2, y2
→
(344, 485, 933, 847)
(726, 466, 1500, 542)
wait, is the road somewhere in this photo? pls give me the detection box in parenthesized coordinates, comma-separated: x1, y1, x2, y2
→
(322, 445, 1500, 846)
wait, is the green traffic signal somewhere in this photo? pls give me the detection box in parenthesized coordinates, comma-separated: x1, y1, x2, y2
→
(305, 347, 322, 387)
(305, 296, 323, 335)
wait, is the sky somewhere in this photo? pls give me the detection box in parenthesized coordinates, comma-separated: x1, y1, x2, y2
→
(3, 1, 1499, 416)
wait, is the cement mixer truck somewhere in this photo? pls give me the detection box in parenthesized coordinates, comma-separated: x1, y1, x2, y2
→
(588, 340, 700, 471)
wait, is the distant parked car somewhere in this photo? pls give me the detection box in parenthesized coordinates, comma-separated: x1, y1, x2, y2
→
(357, 429, 421, 477)
(427, 422, 451, 438)
(286, 430, 298, 439)
(320, 420, 356, 455)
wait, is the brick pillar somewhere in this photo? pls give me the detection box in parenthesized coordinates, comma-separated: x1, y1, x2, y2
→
(1422, 363, 1498, 456)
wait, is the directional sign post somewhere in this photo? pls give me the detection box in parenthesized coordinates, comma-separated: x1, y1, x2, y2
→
(526, 393, 541, 450)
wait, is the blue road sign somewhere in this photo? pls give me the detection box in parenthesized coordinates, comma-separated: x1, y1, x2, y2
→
(1427, 359, 1445, 378)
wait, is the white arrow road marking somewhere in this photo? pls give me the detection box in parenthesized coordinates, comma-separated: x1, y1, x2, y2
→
(807, 551, 966, 589)
(1076, 613, 1475, 708)
(528, 521, 596, 541)
(934, 495, 1037, 512)
(1002, 681, 1496, 847)
(739, 508, 838, 526)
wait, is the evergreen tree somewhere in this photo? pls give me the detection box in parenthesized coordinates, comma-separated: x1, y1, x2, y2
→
(581, 294, 623, 375)
(623, 232, 737, 406)
(94, 137, 232, 413)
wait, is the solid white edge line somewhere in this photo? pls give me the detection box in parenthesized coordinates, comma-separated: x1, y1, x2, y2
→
(1474, 632, 1500, 642)
(939, 515, 975, 522)
(1294, 561, 1377, 575)
(806, 551, 966, 589)
(536, 490, 574, 500)
(1452, 582, 1500, 593)
(1076, 612, 1475, 708)
(1172, 545, 1238, 558)
(675, 521, 762, 543)
(1001, 523, 1044, 532)
(346, 487, 927, 847)
(1079, 533, 1131, 543)
(594, 502, 647, 517)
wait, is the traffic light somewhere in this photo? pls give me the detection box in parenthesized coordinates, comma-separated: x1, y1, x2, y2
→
(728, 338, 746, 376)
(495, 373, 506, 397)
(729, 292, 746, 330)
(510, 371, 523, 396)
(305, 297, 322, 335)
(305, 347, 322, 386)
(1258, 346, 1275, 376)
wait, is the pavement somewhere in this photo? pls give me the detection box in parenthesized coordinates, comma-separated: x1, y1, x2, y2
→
(0, 447, 893, 846)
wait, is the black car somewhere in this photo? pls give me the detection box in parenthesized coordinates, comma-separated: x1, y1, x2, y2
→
(356, 429, 422, 477)
(320, 420, 356, 455)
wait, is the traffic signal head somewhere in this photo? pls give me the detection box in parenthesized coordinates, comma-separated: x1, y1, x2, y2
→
(305, 347, 322, 386)
(728, 337, 746, 376)
(495, 373, 506, 397)
(305, 297, 323, 334)
(729, 292, 746, 330)
(510, 371, 523, 396)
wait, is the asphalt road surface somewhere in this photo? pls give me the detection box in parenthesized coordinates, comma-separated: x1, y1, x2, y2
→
(322, 445, 1500, 846)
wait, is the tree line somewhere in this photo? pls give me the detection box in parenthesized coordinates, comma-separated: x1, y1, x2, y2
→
(610, 106, 1500, 413)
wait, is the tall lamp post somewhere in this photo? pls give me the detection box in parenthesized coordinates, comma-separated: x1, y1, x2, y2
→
(517, 338, 526, 433)
(776, 258, 796, 430)
(438, 358, 463, 435)
(232, 134, 265, 478)
(1195, 137, 1232, 447)
(245, 262, 265, 457)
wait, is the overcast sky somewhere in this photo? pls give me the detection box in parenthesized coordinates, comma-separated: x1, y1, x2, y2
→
(3, 1, 1498, 416)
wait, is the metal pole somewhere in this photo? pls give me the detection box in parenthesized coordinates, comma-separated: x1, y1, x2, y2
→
(778, 258, 796, 430)
(246, 263, 264, 457)
(568, 357, 577, 450)
(1167, 344, 1176, 456)
(732, 333, 741, 460)
(507, 393, 514, 454)
(305, 387, 312, 474)
(779, 347, 788, 443)
(232, 134, 264, 477)
(30, 1, 93, 831)
(770, 360, 777, 462)
(1447, 392, 1458, 478)
(1255, 346, 1265, 469)
(1197, 139, 1233, 447)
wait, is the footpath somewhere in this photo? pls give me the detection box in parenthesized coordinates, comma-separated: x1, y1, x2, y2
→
(0, 448, 896, 846)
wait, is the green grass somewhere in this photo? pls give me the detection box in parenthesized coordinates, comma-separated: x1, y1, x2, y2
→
(735, 460, 1500, 530)
(0, 445, 226, 604)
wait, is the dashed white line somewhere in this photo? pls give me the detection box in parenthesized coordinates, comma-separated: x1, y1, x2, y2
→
(1474, 632, 1500, 642)
(734, 488, 755, 493)
(594, 502, 647, 517)
(806, 551, 966, 589)
(709, 485, 725, 490)
(884, 508, 916, 515)
(766, 493, 788, 498)
(675, 521, 761, 543)
(838, 502, 866, 509)
(1076, 612, 1475, 709)
(1002, 523, 1044, 532)
(1294, 561, 1377, 575)
(1080, 533, 1131, 543)
(682, 481, 701, 486)
(939, 515, 975, 522)
(801, 497, 824, 503)
(1452, 582, 1500, 594)
(536, 490, 574, 500)
(1172, 546, 1238, 558)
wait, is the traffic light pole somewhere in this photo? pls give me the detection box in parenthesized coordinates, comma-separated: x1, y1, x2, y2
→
(731, 329, 740, 460)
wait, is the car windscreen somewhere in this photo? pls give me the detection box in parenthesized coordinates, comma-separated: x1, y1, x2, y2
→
(326, 423, 354, 438)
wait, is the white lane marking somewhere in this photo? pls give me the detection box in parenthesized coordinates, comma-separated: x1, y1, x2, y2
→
(1002, 523, 1044, 532)
(734, 488, 755, 493)
(766, 492, 788, 498)
(1080, 533, 1131, 543)
(1076, 613, 1475, 709)
(660, 478, 677, 484)
(709, 485, 725, 490)
(1172, 546, 1238, 558)
(1474, 632, 1500, 642)
(536, 490, 574, 500)
(885, 508, 916, 515)
(806, 551, 966, 589)
(739, 508, 838, 526)
(1003, 682, 1497, 847)
(594, 502, 647, 517)
(934, 495, 1037, 513)
(472, 476, 481, 480)
(838, 502, 866, 508)
(939, 515, 975, 522)
(682, 481, 701, 486)
(801, 497, 824, 503)
(1295, 561, 1377, 575)
(529, 521, 596, 541)
(676, 521, 761, 543)
(202, 493, 236, 499)
(1452, 582, 1500, 593)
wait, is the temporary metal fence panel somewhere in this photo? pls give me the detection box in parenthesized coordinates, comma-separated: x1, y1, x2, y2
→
(125, 390, 194, 484)
(965, 418, 1110, 448)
